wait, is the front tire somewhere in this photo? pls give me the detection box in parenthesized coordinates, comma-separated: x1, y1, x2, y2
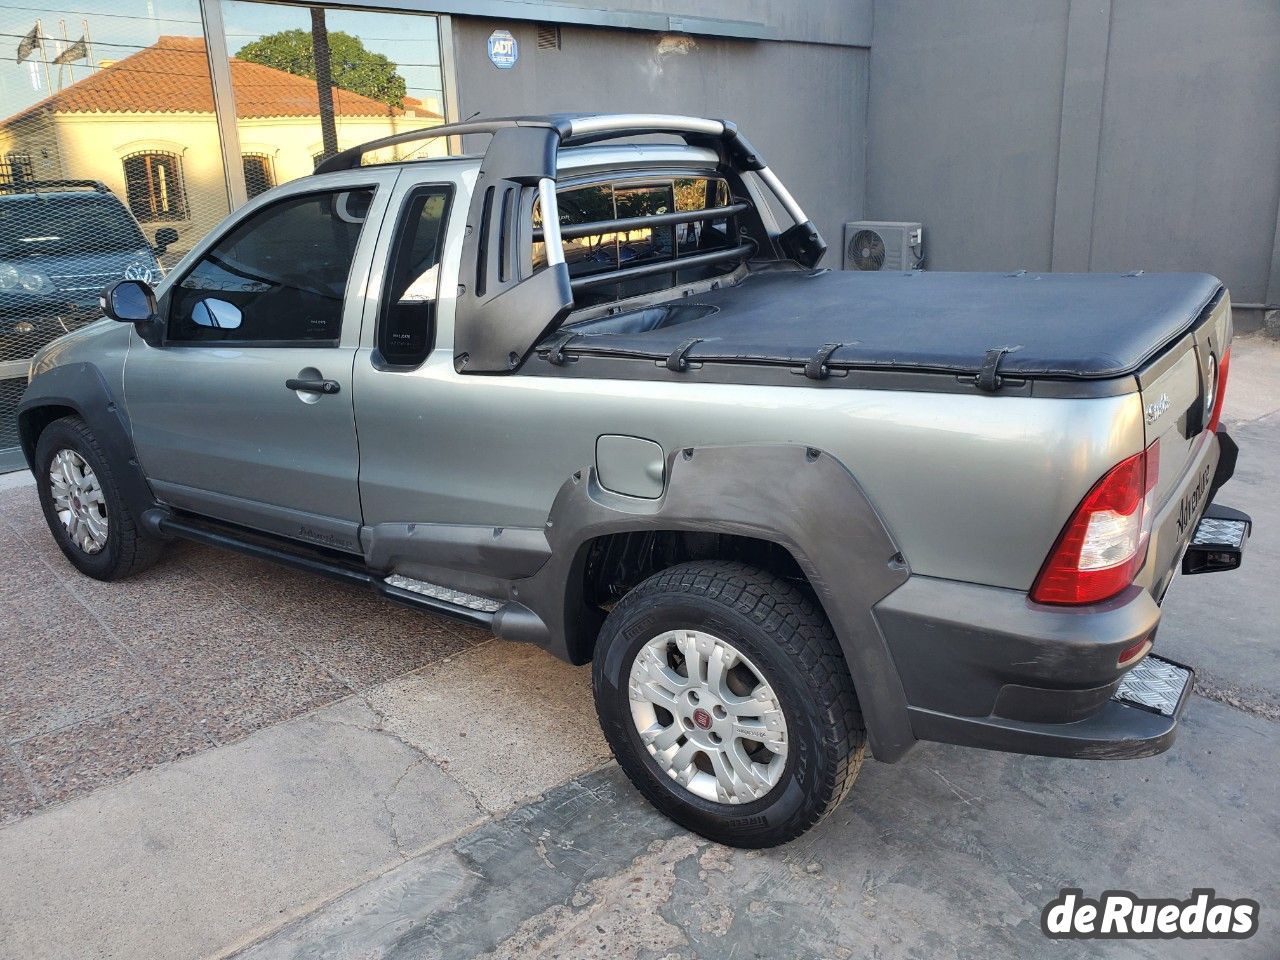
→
(34, 415, 164, 581)
(592, 561, 865, 848)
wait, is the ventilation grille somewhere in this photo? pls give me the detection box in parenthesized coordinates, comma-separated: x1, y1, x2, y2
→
(1, 376, 25, 454)
(841, 221, 923, 272)
(536, 24, 561, 50)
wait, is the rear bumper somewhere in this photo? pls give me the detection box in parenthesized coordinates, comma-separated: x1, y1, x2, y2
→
(907, 687, 1190, 760)
(875, 575, 1169, 757)
(875, 577, 1195, 759)
(875, 427, 1247, 761)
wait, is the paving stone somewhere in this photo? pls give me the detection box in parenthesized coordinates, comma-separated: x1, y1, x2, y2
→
(14, 699, 210, 802)
(0, 485, 494, 826)
(0, 634, 156, 743)
(0, 751, 41, 824)
(365, 641, 611, 814)
(187, 549, 483, 689)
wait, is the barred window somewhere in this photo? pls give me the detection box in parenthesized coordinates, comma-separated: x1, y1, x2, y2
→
(241, 153, 275, 200)
(0, 153, 33, 188)
(122, 151, 188, 222)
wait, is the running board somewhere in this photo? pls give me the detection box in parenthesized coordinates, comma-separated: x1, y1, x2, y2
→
(144, 509, 498, 630)
(383, 575, 503, 613)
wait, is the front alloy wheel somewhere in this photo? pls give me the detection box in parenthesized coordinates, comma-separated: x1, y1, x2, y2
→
(34, 415, 164, 581)
(48, 448, 109, 554)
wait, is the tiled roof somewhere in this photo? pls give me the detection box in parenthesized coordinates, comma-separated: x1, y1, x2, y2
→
(1, 35, 441, 125)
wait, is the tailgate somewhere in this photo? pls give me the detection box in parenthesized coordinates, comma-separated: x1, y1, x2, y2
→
(1136, 291, 1232, 599)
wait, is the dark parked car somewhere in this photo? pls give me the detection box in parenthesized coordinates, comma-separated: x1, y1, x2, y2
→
(0, 180, 176, 363)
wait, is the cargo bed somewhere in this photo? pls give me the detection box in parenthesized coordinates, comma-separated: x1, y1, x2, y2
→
(543, 268, 1223, 384)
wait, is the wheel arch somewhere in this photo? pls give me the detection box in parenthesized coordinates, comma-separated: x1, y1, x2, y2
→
(18, 363, 157, 519)
(513, 443, 918, 762)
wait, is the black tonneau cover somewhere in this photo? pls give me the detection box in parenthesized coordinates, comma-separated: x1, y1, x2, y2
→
(551, 269, 1223, 381)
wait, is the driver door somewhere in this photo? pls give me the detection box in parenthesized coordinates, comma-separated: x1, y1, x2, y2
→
(125, 173, 398, 552)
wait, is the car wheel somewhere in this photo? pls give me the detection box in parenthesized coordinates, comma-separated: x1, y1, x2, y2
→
(592, 560, 866, 848)
(34, 415, 164, 581)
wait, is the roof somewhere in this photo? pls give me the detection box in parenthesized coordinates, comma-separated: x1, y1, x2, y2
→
(0, 36, 442, 126)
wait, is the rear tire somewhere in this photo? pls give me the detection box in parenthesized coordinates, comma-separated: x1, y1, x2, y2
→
(34, 415, 164, 581)
(592, 560, 865, 848)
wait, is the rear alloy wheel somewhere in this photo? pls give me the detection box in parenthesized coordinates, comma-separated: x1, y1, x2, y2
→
(629, 629, 788, 804)
(593, 560, 866, 847)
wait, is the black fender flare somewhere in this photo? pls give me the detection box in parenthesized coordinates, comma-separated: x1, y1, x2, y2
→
(17, 362, 158, 520)
(509, 443, 916, 762)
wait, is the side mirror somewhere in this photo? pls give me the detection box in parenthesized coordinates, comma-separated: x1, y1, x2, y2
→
(101, 279, 157, 323)
(154, 227, 179, 256)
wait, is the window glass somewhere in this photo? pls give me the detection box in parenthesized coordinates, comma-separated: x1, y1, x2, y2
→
(379, 184, 452, 365)
(533, 176, 735, 308)
(122, 151, 188, 222)
(614, 183, 675, 298)
(169, 188, 373, 344)
(242, 154, 275, 199)
(222, 2, 448, 180)
(0, 0, 232, 467)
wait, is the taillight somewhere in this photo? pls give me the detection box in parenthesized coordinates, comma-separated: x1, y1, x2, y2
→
(1206, 348, 1230, 433)
(1030, 440, 1160, 605)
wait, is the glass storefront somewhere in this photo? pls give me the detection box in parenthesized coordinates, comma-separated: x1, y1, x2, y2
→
(0, 0, 448, 470)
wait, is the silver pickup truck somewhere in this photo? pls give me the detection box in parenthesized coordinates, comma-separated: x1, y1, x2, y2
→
(18, 114, 1251, 847)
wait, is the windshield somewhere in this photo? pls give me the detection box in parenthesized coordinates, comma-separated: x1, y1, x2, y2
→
(0, 195, 149, 258)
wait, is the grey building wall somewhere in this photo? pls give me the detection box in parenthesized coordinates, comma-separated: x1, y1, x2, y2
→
(450, 16, 869, 268)
(867, 0, 1280, 313)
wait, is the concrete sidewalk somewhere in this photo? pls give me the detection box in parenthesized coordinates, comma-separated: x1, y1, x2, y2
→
(1, 334, 1277, 959)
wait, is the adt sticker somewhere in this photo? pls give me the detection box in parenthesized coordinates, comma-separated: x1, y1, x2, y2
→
(487, 29, 518, 69)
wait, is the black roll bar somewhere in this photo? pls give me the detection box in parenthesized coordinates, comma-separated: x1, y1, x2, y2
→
(321, 114, 827, 374)
(569, 242, 756, 292)
(533, 202, 751, 243)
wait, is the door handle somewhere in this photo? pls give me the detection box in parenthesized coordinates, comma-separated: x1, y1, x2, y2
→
(286, 377, 341, 395)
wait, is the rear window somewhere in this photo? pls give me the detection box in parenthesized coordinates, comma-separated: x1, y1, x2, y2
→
(533, 176, 736, 308)
(0, 194, 147, 258)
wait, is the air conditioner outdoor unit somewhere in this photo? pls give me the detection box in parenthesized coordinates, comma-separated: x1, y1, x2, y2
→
(843, 221, 924, 271)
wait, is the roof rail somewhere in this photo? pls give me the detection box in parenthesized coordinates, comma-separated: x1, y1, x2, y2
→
(314, 112, 821, 263)
(315, 114, 741, 174)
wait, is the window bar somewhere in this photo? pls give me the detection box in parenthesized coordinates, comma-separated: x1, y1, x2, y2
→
(198, 0, 247, 208)
(533, 202, 751, 242)
(569, 242, 754, 291)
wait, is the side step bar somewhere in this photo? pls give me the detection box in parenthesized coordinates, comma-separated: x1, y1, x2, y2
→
(143, 509, 499, 629)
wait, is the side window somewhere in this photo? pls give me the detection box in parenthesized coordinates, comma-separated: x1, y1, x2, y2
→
(168, 188, 374, 345)
(532, 176, 736, 308)
(378, 184, 454, 365)
(241, 154, 275, 200)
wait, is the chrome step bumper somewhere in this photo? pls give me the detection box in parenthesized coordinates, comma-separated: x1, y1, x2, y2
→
(1183, 504, 1251, 576)
(1114, 654, 1193, 718)
(383, 574, 503, 613)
